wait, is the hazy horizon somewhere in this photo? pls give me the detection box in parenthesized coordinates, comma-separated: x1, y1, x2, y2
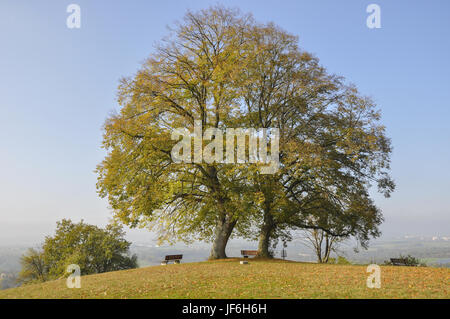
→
(0, 219, 449, 247)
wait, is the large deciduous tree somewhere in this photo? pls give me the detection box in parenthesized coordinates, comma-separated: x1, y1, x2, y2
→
(234, 22, 394, 257)
(97, 7, 256, 259)
(97, 6, 394, 259)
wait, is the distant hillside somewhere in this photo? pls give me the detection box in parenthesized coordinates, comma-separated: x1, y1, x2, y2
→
(0, 246, 25, 273)
(0, 259, 448, 299)
(0, 246, 26, 290)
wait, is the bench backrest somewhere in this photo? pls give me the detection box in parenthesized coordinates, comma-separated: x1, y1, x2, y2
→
(241, 250, 258, 256)
(390, 258, 408, 265)
(165, 254, 183, 261)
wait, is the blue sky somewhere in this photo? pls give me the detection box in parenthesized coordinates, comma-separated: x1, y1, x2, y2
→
(0, 0, 449, 244)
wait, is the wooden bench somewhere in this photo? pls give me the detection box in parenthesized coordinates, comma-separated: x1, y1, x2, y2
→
(241, 250, 258, 258)
(390, 258, 408, 266)
(161, 254, 183, 265)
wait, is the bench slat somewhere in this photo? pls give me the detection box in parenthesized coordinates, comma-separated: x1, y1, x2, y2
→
(241, 250, 258, 256)
(165, 254, 183, 261)
(390, 258, 408, 265)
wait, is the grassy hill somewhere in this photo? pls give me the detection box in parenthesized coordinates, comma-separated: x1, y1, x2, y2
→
(0, 258, 448, 299)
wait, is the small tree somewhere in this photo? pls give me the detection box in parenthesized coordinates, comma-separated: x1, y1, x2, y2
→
(17, 248, 48, 284)
(18, 220, 137, 284)
(300, 229, 346, 263)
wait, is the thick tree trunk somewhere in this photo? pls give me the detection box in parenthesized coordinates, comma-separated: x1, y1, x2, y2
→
(209, 216, 236, 259)
(257, 207, 275, 258)
(206, 165, 236, 260)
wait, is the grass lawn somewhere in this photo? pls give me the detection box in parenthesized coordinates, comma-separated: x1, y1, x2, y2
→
(0, 258, 448, 299)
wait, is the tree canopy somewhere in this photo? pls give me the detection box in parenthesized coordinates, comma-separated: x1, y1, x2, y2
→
(97, 6, 394, 259)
